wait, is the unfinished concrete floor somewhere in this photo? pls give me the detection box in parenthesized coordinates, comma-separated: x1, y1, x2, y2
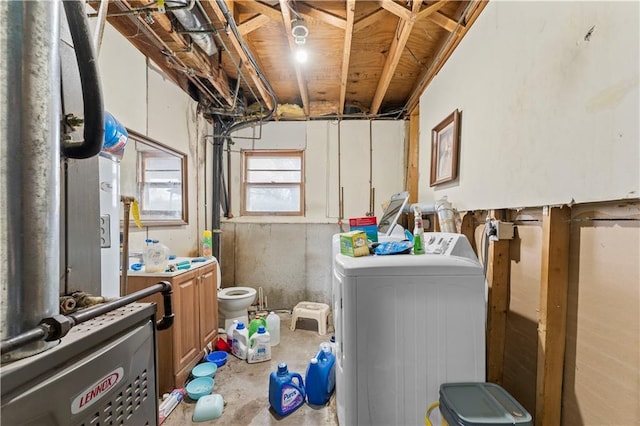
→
(161, 312, 338, 425)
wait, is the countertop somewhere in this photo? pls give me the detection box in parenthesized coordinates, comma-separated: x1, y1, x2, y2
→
(123, 256, 217, 277)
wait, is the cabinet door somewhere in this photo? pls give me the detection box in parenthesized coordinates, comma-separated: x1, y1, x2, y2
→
(198, 264, 218, 350)
(173, 271, 200, 375)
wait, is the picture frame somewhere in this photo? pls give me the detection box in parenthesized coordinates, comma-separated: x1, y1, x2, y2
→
(430, 109, 461, 186)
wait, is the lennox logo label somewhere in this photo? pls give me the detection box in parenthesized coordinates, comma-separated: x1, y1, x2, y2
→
(71, 367, 124, 414)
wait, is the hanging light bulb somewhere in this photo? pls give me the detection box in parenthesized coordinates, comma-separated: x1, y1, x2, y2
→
(295, 48, 308, 63)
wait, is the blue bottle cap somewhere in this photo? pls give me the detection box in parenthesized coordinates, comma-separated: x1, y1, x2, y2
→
(257, 325, 266, 334)
(277, 363, 288, 374)
(236, 322, 245, 330)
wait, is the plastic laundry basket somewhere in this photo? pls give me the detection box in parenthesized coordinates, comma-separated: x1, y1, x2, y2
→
(437, 382, 532, 426)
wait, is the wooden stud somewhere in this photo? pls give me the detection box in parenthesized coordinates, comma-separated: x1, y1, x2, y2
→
(486, 209, 511, 385)
(536, 205, 571, 426)
(339, 0, 356, 116)
(406, 109, 420, 205)
(460, 211, 477, 255)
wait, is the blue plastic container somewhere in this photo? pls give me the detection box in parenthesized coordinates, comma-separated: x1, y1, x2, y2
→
(269, 363, 305, 416)
(102, 111, 128, 154)
(304, 348, 336, 405)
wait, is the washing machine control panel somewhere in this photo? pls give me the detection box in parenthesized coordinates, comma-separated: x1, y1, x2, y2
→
(424, 233, 458, 255)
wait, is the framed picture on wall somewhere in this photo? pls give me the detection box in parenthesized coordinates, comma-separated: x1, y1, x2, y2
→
(430, 109, 461, 186)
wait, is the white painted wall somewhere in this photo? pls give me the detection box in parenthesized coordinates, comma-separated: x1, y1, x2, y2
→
(226, 120, 406, 222)
(419, 1, 639, 211)
(98, 25, 209, 257)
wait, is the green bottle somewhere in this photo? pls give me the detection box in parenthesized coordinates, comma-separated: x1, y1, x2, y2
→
(413, 216, 425, 255)
(249, 317, 268, 338)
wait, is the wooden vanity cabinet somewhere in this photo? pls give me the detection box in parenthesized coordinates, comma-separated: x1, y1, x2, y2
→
(126, 261, 218, 395)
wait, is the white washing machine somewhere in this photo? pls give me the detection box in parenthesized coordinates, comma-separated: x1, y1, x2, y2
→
(332, 232, 486, 426)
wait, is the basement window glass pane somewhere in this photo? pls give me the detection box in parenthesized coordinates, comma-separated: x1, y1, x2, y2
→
(243, 150, 304, 216)
(139, 153, 183, 219)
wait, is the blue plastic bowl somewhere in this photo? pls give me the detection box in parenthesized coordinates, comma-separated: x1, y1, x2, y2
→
(191, 361, 217, 378)
(186, 376, 214, 400)
(205, 351, 228, 367)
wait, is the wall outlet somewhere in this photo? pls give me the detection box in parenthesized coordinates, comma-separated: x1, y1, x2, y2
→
(489, 220, 514, 241)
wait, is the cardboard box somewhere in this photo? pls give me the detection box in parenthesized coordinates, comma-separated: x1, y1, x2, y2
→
(349, 216, 378, 242)
(340, 231, 370, 257)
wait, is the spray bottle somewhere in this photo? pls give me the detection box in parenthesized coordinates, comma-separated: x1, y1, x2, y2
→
(413, 205, 425, 255)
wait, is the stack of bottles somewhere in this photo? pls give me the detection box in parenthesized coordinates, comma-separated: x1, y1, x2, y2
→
(227, 312, 281, 362)
(268, 342, 336, 417)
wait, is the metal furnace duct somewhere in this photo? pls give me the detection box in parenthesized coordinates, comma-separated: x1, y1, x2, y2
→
(0, 0, 62, 362)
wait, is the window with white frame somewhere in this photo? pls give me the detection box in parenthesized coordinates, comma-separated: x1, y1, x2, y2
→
(241, 150, 304, 216)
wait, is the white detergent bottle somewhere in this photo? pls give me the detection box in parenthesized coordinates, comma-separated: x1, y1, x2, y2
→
(247, 325, 271, 363)
(232, 322, 248, 360)
(266, 311, 280, 346)
(227, 319, 238, 348)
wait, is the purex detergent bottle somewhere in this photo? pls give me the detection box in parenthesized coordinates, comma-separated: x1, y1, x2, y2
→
(269, 363, 305, 416)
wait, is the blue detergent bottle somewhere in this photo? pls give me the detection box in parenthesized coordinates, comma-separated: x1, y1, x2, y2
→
(304, 347, 336, 405)
(269, 363, 305, 416)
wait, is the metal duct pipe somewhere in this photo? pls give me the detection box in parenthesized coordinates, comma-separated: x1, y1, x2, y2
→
(0, 0, 62, 362)
(172, 0, 218, 56)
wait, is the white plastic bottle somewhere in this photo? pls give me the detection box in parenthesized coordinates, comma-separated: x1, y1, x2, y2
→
(232, 321, 249, 360)
(226, 319, 238, 348)
(247, 325, 271, 363)
(143, 239, 169, 272)
(266, 311, 280, 346)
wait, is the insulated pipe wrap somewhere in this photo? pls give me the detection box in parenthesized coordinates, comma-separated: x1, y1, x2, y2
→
(0, 0, 62, 362)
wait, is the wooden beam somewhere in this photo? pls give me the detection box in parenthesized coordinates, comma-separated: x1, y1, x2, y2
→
(378, 0, 411, 21)
(279, 0, 310, 116)
(239, 0, 282, 21)
(406, 0, 488, 114)
(339, 0, 356, 115)
(416, 1, 448, 21)
(460, 211, 478, 255)
(295, 3, 347, 30)
(204, 0, 274, 110)
(536, 205, 571, 426)
(238, 13, 271, 35)
(406, 109, 420, 204)
(370, 0, 423, 115)
(486, 209, 511, 386)
(354, 8, 387, 32)
(110, 0, 233, 106)
(429, 10, 462, 33)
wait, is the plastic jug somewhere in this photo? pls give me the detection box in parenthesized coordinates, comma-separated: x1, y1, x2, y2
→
(436, 196, 456, 233)
(269, 363, 305, 417)
(226, 320, 238, 349)
(266, 311, 280, 346)
(143, 239, 169, 273)
(231, 322, 248, 360)
(248, 317, 267, 338)
(202, 230, 213, 258)
(304, 348, 336, 406)
(247, 325, 271, 363)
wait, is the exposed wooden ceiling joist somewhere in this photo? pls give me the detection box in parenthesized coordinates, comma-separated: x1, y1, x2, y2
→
(370, 0, 423, 115)
(202, 0, 274, 110)
(279, 0, 310, 115)
(353, 8, 387, 33)
(339, 0, 356, 116)
(295, 2, 346, 30)
(238, 13, 271, 36)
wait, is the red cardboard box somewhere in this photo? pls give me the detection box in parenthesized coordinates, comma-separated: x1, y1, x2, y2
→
(349, 217, 378, 242)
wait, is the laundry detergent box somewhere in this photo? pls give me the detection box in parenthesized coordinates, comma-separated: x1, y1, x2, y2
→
(340, 231, 370, 257)
(349, 216, 378, 243)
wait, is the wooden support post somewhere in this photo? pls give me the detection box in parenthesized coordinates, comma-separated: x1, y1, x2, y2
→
(460, 211, 477, 255)
(406, 109, 420, 230)
(536, 205, 571, 425)
(486, 209, 510, 385)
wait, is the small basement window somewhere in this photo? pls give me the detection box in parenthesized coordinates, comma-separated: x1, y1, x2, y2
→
(241, 150, 304, 216)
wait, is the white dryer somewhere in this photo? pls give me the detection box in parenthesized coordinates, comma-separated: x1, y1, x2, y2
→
(332, 232, 486, 426)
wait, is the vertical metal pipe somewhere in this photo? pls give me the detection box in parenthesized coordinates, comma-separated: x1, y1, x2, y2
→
(212, 122, 223, 261)
(0, 0, 62, 362)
